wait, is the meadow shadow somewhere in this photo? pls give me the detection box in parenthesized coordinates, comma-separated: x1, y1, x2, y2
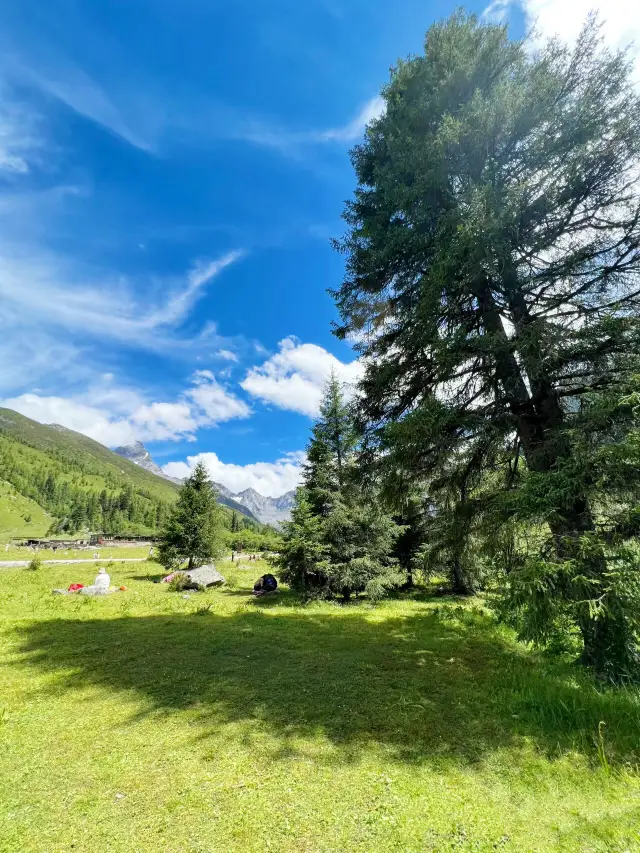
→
(13, 605, 640, 767)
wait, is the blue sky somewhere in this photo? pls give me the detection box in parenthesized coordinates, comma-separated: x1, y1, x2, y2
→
(0, 0, 633, 495)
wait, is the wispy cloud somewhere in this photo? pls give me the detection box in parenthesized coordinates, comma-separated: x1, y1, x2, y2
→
(4, 32, 384, 162)
(0, 85, 43, 174)
(314, 96, 386, 143)
(4, 49, 155, 151)
(140, 251, 246, 329)
(481, 0, 512, 23)
(1, 370, 251, 447)
(223, 95, 386, 157)
(0, 249, 247, 351)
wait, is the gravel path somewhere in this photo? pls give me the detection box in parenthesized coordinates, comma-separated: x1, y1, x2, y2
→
(0, 558, 148, 568)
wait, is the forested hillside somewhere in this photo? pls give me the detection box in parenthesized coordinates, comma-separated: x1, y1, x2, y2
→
(0, 408, 178, 536)
(0, 408, 278, 545)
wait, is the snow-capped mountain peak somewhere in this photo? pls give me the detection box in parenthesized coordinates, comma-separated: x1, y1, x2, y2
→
(229, 487, 295, 526)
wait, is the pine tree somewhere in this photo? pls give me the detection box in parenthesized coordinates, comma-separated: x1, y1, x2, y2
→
(333, 13, 640, 678)
(158, 462, 223, 570)
(390, 492, 432, 590)
(280, 375, 401, 600)
(277, 490, 328, 591)
(70, 499, 86, 533)
(303, 369, 356, 517)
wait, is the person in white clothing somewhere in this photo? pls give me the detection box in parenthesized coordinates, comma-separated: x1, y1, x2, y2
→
(81, 567, 111, 595)
(94, 567, 110, 590)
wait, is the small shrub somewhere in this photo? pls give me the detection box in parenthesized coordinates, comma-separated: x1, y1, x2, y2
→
(28, 556, 42, 571)
(168, 572, 189, 591)
(167, 572, 203, 592)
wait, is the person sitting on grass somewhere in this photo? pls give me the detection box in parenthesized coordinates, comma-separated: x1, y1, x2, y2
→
(253, 573, 278, 596)
(80, 567, 111, 595)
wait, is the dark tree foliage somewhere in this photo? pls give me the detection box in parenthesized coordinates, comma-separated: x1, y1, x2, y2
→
(279, 374, 402, 601)
(333, 13, 640, 680)
(277, 490, 329, 591)
(158, 462, 223, 570)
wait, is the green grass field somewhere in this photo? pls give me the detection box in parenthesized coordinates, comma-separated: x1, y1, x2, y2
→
(1, 562, 639, 853)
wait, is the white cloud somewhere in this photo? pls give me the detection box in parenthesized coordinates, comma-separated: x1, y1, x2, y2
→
(241, 336, 363, 417)
(217, 349, 239, 362)
(0, 371, 250, 447)
(186, 370, 251, 422)
(316, 96, 386, 143)
(163, 450, 305, 498)
(488, 1, 640, 81)
(0, 393, 140, 447)
(0, 249, 246, 358)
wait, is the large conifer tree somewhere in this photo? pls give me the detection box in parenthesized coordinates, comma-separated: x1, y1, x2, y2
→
(279, 373, 401, 600)
(158, 461, 223, 570)
(333, 14, 640, 678)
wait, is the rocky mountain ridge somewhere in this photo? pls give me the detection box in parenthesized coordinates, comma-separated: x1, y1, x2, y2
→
(113, 440, 167, 479)
(113, 442, 295, 525)
(218, 485, 296, 527)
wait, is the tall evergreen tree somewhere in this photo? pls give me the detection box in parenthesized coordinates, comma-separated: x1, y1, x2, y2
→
(304, 369, 356, 517)
(280, 375, 401, 600)
(158, 462, 223, 570)
(333, 14, 640, 678)
(277, 490, 328, 592)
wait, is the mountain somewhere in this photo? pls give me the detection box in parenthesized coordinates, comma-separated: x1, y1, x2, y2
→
(113, 441, 168, 479)
(113, 442, 259, 523)
(229, 487, 296, 527)
(0, 409, 278, 546)
(112, 442, 293, 526)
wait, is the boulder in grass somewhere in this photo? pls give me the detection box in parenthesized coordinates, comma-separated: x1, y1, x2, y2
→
(185, 565, 225, 588)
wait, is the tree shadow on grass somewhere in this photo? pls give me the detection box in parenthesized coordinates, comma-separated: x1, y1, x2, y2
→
(12, 605, 640, 768)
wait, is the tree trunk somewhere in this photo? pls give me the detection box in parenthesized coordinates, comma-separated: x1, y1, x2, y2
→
(451, 553, 472, 595)
(187, 555, 194, 570)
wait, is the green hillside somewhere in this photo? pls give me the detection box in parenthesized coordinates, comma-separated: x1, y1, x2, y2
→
(0, 408, 178, 539)
(0, 480, 53, 540)
(0, 409, 179, 498)
(0, 408, 280, 548)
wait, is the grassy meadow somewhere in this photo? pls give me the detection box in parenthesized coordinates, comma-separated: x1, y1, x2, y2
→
(1, 561, 639, 852)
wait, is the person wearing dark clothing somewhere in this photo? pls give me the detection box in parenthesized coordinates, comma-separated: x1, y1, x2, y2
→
(253, 574, 278, 596)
